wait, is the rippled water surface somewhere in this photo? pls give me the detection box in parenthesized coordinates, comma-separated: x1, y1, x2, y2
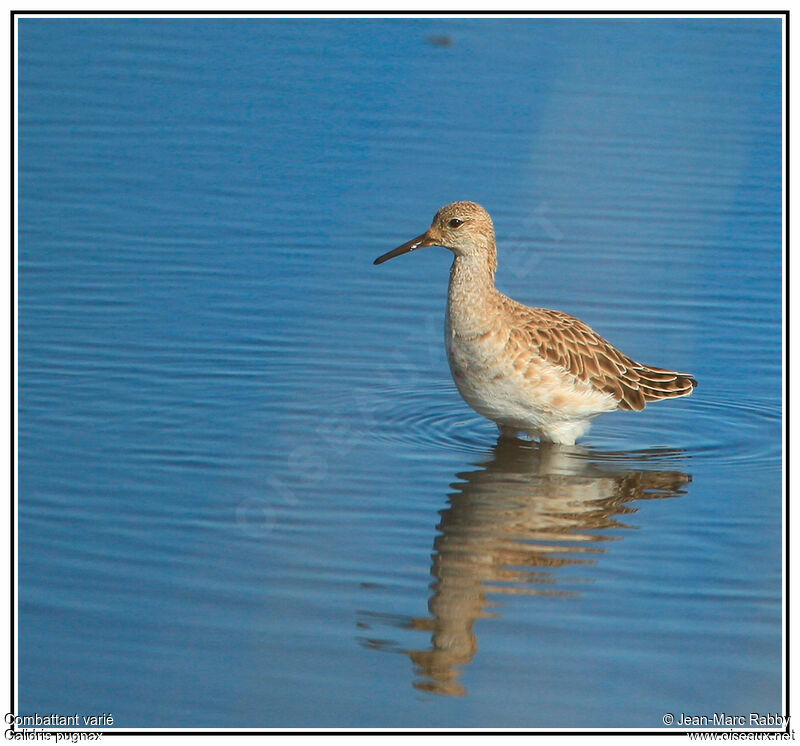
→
(18, 17, 782, 728)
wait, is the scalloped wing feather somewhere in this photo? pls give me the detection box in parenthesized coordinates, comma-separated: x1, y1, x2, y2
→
(509, 304, 697, 411)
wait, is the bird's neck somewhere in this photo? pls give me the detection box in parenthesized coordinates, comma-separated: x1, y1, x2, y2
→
(447, 255, 498, 333)
(449, 253, 497, 292)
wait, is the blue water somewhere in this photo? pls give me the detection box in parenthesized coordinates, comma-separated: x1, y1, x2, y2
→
(18, 17, 782, 728)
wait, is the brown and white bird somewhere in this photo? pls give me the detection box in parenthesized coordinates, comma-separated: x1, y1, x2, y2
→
(374, 201, 697, 445)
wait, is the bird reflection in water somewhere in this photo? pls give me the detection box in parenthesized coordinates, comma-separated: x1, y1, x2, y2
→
(357, 437, 691, 696)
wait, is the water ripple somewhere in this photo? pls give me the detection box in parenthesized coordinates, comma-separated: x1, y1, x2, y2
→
(330, 380, 495, 456)
(338, 380, 779, 470)
(593, 392, 780, 470)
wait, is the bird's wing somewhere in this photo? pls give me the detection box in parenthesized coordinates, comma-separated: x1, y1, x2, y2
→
(508, 305, 697, 411)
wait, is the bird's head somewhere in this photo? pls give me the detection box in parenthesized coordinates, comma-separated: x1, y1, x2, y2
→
(374, 201, 497, 273)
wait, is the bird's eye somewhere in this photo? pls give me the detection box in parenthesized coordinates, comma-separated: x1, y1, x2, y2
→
(448, 218, 464, 228)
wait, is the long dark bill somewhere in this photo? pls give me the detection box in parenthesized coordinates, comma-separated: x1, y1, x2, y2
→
(373, 233, 437, 265)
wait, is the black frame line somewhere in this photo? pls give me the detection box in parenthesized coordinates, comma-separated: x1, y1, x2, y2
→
(8, 8, 790, 737)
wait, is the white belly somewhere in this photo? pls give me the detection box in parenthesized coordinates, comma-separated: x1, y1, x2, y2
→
(445, 319, 617, 444)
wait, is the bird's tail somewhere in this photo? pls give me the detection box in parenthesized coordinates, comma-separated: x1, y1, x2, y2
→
(635, 366, 698, 405)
